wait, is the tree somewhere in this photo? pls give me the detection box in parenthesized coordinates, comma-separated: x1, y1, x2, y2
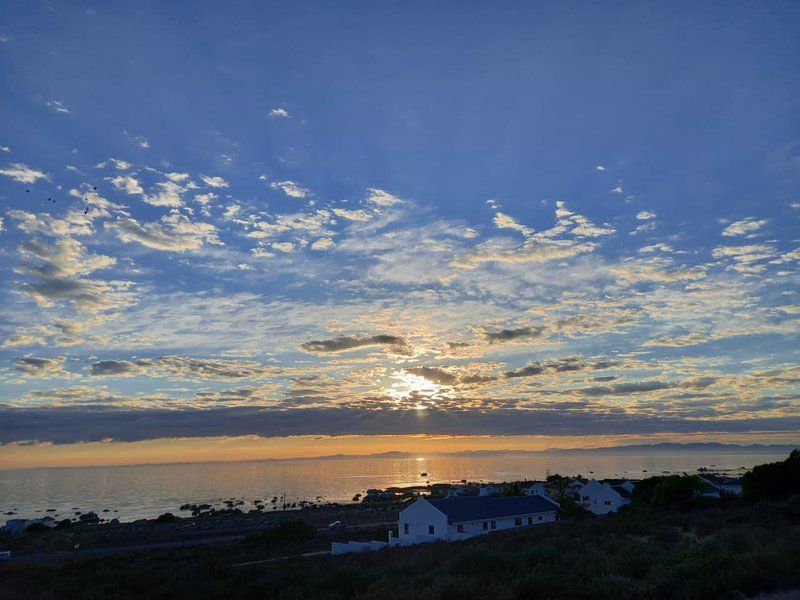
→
(500, 482, 524, 497)
(651, 475, 703, 509)
(742, 450, 800, 501)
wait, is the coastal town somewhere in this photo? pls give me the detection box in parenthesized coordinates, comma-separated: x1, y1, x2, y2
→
(1, 451, 798, 599)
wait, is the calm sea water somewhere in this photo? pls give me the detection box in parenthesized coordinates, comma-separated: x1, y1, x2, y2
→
(0, 452, 785, 522)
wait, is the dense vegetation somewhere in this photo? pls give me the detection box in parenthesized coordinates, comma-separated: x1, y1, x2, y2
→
(742, 449, 800, 501)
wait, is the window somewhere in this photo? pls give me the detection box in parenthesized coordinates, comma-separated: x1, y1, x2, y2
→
(490, 521, 497, 530)
(527, 516, 533, 525)
(404, 523, 409, 535)
(604, 500, 612, 506)
(514, 517, 522, 526)
(457, 524, 464, 533)
(538, 515, 543, 521)
(482, 521, 488, 531)
(428, 525, 435, 535)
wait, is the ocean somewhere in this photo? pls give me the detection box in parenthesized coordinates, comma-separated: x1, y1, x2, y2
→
(0, 451, 788, 522)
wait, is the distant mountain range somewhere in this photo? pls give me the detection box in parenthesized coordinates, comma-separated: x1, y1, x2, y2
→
(284, 442, 798, 462)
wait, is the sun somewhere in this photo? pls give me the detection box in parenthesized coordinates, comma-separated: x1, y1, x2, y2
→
(386, 371, 444, 409)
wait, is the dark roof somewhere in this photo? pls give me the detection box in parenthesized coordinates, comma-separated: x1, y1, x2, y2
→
(427, 495, 557, 523)
(602, 479, 632, 486)
(611, 485, 631, 499)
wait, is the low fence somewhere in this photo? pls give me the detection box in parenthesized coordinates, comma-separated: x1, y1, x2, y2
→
(331, 540, 389, 556)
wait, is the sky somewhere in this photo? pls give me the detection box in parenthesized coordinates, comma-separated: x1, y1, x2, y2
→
(1, 1, 799, 469)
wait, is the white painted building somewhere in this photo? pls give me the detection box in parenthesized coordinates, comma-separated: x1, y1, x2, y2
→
(523, 482, 548, 497)
(389, 495, 559, 547)
(577, 479, 633, 515)
(478, 484, 504, 497)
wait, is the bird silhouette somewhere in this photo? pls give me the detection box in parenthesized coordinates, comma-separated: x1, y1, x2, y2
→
(84, 206, 90, 215)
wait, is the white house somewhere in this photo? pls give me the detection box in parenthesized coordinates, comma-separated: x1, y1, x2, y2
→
(389, 494, 559, 547)
(577, 479, 633, 515)
(2, 517, 56, 534)
(697, 475, 743, 498)
(523, 482, 548, 497)
(478, 484, 504, 497)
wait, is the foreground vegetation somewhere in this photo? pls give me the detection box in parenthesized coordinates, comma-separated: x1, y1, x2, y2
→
(2, 495, 798, 599)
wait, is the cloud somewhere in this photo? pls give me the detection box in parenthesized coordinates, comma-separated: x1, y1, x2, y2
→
(366, 188, 403, 206)
(88, 356, 282, 380)
(247, 209, 332, 239)
(311, 238, 334, 250)
(722, 217, 767, 237)
(300, 334, 408, 354)
(109, 175, 143, 195)
(453, 239, 597, 269)
(107, 213, 222, 252)
(201, 175, 229, 188)
(88, 359, 150, 377)
(7, 209, 93, 238)
(17, 236, 116, 280)
(271, 180, 309, 198)
(143, 180, 187, 207)
(503, 357, 618, 379)
(2, 405, 797, 445)
(639, 243, 673, 253)
(0, 162, 50, 184)
(577, 377, 717, 397)
(46, 100, 70, 113)
(271, 241, 295, 253)
(636, 211, 656, 220)
(712, 244, 775, 273)
(493, 212, 533, 236)
(483, 325, 544, 343)
(268, 108, 290, 118)
(15, 356, 71, 378)
(405, 366, 497, 386)
(333, 208, 373, 222)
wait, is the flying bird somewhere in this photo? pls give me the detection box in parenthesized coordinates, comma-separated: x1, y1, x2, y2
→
(84, 206, 90, 215)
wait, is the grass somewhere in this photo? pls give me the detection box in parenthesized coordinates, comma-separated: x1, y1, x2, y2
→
(1, 498, 798, 599)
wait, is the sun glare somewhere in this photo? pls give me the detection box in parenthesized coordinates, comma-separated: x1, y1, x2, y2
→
(386, 371, 446, 409)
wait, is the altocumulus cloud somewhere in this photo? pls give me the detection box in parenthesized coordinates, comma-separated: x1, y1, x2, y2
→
(300, 334, 408, 354)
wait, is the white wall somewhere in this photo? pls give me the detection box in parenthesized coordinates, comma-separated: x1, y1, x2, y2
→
(447, 511, 556, 539)
(579, 480, 628, 515)
(398, 499, 449, 543)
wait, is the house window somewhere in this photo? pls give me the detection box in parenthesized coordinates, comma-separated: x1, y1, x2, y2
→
(527, 516, 533, 525)
(482, 521, 488, 531)
(490, 521, 496, 530)
(604, 500, 612, 506)
(404, 523, 409, 535)
(428, 525, 435, 535)
(457, 524, 464, 533)
(538, 515, 542, 521)
(514, 517, 522, 526)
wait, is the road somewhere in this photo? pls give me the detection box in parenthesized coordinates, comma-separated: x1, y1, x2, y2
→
(7, 521, 395, 564)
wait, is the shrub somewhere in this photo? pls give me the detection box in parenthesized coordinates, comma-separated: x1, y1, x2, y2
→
(155, 512, 177, 523)
(245, 520, 317, 545)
